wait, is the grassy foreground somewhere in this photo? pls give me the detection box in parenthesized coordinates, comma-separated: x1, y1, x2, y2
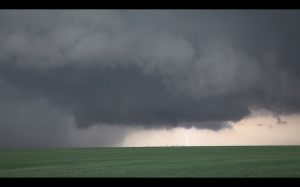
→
(1, 146, 300, 177)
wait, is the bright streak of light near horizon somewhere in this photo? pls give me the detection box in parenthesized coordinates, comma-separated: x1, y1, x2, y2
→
(182, 127, 194, 146)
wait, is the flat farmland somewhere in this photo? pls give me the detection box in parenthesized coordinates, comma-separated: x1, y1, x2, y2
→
(1, 146, 300, 177)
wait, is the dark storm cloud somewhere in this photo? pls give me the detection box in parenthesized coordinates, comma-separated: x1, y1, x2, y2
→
(1, 10, 300, 138)
(0, 89, 69, 149)
(0, 76, 129, 149)
(0, 64, 250, 130)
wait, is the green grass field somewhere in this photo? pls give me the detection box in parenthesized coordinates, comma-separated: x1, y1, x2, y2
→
(1, 146, 300, 177)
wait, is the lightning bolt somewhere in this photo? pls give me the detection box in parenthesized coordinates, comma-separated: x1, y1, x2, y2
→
(182, 127, 194, 146)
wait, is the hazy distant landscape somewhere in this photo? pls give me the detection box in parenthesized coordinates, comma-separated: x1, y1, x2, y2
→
(1, 146, 300, 177)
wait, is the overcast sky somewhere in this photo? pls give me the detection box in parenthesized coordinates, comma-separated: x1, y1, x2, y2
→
(1, 10, 300, 149)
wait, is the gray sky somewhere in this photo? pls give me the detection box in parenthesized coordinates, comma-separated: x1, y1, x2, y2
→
(1, 10, 300, 149)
